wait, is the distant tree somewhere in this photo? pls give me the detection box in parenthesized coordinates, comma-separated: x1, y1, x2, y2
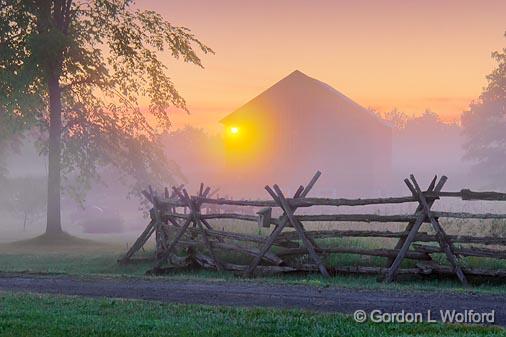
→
(0, 1, 213, 237)
(2, 176, 47, 231)
(159, 126, 225, 183)
(0, 128, 23, 179)
(0, 116, 13, 177)
(462, 32, 506, 185)
(0, 144, 6, 179)
(0, 176, 47, 230)
(405, 109, 445, 132)
(378, 108, 408, 130)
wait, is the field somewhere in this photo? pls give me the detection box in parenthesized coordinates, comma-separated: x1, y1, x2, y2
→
(0, 216, 505, 337)
(0, 236, 505, 294)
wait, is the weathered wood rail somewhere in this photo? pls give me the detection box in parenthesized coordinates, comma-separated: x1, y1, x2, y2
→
(119, 172, 506, 286)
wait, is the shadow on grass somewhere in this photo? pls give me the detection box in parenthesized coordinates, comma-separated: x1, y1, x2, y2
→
(0, 231, 118, 254)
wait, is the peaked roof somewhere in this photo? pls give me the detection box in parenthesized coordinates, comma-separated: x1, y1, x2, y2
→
(220, 70, 388, 128)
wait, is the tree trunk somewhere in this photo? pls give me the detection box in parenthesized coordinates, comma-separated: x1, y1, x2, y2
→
(46, 71, 63, 235)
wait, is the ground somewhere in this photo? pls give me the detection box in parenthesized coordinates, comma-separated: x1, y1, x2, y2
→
(0, 233, 505, 336)
(2, 292, 504, 337)
(0, 273, 505, 325)
(0, 248, 503, 336)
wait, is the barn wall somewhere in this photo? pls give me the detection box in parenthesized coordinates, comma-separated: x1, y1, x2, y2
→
(219, 71, 393, 197)
(221, 115, 392, 197)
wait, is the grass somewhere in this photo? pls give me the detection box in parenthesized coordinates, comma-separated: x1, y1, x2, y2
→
(0, 251, 150, 276)
(16, 231, 95, 245)
(2, 231, 117, 252)
(0, 292, 503, 337)
(0, 218, 505, 295)
(0, 224, 504, 336)
(1, 249, 506, 295)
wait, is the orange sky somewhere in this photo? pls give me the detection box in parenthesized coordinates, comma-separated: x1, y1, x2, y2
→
(136, 0, 506, 133)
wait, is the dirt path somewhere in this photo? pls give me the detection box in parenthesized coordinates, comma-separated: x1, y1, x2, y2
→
(0, 273, 504, 325)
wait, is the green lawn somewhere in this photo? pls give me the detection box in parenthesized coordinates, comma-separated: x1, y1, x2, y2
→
(0, 226, 505, 294)
(0, 292, 503, 337)
(0, 251, 506, 295)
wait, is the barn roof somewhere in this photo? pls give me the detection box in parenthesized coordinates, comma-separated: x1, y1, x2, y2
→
(220, 70, 389, 128)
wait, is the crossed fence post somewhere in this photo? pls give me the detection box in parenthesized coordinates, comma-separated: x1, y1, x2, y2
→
(152, 183, 224, 272)
(384, 175, 468, 286)
(119, 187, 163, 264)
(243, 171, 330, 277)
(124, 173, 470, 286)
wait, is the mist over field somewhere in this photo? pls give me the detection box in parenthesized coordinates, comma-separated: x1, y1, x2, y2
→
(0, 91, 502, 244)
(0, 0, 503, 252)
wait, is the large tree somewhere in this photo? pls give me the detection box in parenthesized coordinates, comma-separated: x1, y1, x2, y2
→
(462, 32, 506, 185)
(0, 0, 212, 236)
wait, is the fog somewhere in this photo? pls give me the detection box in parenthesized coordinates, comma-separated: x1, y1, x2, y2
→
(0, 108, 497, 243)
(390, 110, 474, 192)
(1, 70, 504, 245)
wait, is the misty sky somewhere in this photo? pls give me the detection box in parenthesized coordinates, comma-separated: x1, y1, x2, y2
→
(134, 0, 506, 133)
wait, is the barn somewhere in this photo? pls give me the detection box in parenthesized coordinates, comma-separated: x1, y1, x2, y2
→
(220, 70, 392, 196)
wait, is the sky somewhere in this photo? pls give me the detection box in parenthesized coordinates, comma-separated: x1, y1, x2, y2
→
(136, 0, 506, 133)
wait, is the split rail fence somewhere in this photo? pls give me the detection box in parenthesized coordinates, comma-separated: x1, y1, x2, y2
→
(119, 171, 506, 286)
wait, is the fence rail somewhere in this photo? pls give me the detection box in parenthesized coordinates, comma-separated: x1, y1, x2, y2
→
(120, 171, 506, 286)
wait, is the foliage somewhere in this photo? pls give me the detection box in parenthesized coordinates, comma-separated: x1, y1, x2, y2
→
(0, 0, 212, 201)
(159, 126, 225, 181)
(462, 32, 506, 185)
(377, 107, 409, 130)
(405, 109, 441, 130)
(377, 108, 461, 133)
(1, 176, 47, 230)
(0, 131, 24, 179)
(0, 145, 6, 178)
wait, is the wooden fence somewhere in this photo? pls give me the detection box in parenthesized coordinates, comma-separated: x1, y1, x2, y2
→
(118, 171, 506, 286)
